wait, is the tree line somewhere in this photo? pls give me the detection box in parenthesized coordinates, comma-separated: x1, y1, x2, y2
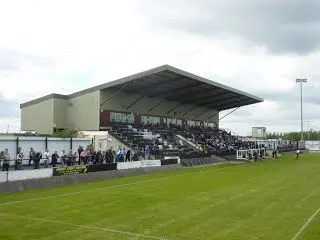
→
(266, 130, 320, 141)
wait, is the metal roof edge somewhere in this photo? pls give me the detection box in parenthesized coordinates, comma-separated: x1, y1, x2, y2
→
(20, 64, 263, 109)
(165, 65, 264, 102)
(68, 64, 170, 98)
(20, 93, 68, 109)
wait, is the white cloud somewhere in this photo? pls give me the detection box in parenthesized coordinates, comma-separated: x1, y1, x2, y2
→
(0, 0, 320, 136)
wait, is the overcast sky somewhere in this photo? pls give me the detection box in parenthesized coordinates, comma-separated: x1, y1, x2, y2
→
(0, 0, 320, 136)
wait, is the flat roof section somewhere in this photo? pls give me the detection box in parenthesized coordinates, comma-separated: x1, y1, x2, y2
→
(20, 65, 263, 111)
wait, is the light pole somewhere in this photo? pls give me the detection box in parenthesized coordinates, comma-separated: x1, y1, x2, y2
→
(296, 78, 307, 142)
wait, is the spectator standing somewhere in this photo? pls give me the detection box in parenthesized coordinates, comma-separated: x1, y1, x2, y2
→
(51, 151, 59, 167)
(0, 151, 4, 167)
(67, 150, 73, 166)
(78, 146, 83, 165)
(80, 149, 86, 165)
(2, 149, 10, 171)
(116, 148, 121, 162)
(60, 150, 67, 166)
(16, 151, 24, 170)
(43, 149, 50, 168)
(96, 150, 103, 165)
(125, 149, 131, 162)
(29, 148, 35, 166)
(144, 146, 150, 160)
(106, 148, 113, 163)
(34, 151, 42, 169)
(72, 151, 77, 165)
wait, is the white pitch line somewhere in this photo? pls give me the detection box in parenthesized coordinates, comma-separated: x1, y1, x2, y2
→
(0, 212, 170, 240)
(291, 206, 320, 240)
(0, 164, 236, 206)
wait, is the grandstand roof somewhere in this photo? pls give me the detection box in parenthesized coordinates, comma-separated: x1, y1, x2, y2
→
(21, 65, 263, 110)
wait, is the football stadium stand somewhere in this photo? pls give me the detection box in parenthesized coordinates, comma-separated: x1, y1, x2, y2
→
(20, 64, 264, 161)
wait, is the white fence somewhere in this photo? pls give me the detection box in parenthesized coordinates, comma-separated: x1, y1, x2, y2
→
(141, 160, 161, 168)
(0, 169, 53, 183)
(236, 148, 266, 160)
(305, 141, 320, 151)
(0, 136, 92, 165)
(117, 161, 142, 170)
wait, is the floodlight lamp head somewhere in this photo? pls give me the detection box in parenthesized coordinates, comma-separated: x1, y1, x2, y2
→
(296, 78, 307, 83)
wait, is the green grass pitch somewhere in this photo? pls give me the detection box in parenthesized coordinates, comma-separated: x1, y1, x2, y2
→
(0, 153, 319, 240)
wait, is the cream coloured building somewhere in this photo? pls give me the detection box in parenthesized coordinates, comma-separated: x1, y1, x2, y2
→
(20, 65, 263, 134)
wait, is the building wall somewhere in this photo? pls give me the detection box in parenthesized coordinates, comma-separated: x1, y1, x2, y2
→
(99, 90, 219, 123)
(252, 127, 267, 139)
(21, 98, 54, 134)
(53, 98, 68, 128)
(67, 90, 100, 131)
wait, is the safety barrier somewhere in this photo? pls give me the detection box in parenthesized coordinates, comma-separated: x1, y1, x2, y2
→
(236, 148, 266, 160)
(305, 141, 320, 151)
(164, 156, 180, 164)
(8, 169, 53, 182)
(141, 160, 161, 168)
(0, 172, 7, 183)
(161, 158, 178, 165)
(0, 169, 53, 183)
(0, 157, 179, 183)
(117, 161, 141, 170)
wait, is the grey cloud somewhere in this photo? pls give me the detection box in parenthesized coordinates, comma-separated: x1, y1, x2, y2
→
(0, 97, 18, 118)
(259, 85, 320, 105)
(137, 0, 320, 54)
(0, 48, 54, 72)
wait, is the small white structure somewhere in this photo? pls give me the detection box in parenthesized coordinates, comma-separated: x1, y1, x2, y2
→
(80, 131, 130, 151)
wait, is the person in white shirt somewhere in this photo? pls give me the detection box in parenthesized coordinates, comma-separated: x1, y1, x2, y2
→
(16, 151, 24, 170)
(296, 150, 300, 159)
(43, 149, 50, 168)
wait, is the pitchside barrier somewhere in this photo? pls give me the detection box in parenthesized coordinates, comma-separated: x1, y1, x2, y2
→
(140, 160, 161, 168)
(236, 148, 266, 160)
(164, 156, 180, 164)
(117, 161, 141, 170)
(0, 159, 180, 183)
(0, 168, 53, 183)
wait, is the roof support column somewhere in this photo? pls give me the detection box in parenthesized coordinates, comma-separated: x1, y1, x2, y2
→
(167, 103, 183, 114)
(197, 109, 208, 118)
(148, 100, 165, 112)
(207, 111, 219, 121)
(100, 84, 128, 107)
(219, 107, 240, 121)
(182, 106, 197, 116)
(126, 96, 145, 110)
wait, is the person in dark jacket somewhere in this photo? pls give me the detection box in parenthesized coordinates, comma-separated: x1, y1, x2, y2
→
(125, 149, 131, 162)
(29, 148, 35, 166)
(106, 149, 113, 163)
(34, 151, 42, 169)
(2, 149, 10, 171)
(0, 151, 4, 168)
(96, 151, 102, 165)
(51, 151, 59, 167)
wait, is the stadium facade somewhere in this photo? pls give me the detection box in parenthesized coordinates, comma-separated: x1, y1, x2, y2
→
(20, 65, 263, 134)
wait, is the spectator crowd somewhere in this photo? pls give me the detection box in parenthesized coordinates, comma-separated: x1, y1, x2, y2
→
(0, 144, 150, 172)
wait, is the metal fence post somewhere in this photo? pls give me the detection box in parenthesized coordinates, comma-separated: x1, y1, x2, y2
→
(70, 137, 73, 151)
(6, 168, 9, 183)
(45, 137, 48, 150)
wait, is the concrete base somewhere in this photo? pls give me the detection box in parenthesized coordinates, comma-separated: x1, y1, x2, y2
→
(0, 164, 182, 194)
